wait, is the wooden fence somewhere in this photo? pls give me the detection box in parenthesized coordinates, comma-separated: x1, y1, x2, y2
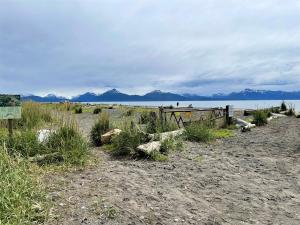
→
(158, 106, 232, 128)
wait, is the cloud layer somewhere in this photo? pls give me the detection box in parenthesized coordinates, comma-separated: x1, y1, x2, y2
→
(1, 0, 300, 97)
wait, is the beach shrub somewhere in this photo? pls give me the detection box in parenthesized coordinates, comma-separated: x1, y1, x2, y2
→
(17, 102, 52, 130)
(252, 110, 268, 126)
(90, 113, 110, 146)
(140, 111, 152, 124)
(159, 137, 183, 155)
(9, 130, 45, 157)
(149, 151, 168, 162)
(184, 123, 215, 142)
(124, 109, 135, 117)
(46, 122, 88, 165)
(0, 147, 48, 224)
(111, 123, 149, 156)
(93, 107, 102, 114)
(74, 106, 83, 114)
(285, 104, 296, 116)
(281, 101, 287, 111)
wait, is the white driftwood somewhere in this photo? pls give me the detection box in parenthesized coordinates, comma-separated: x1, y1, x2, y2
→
(236, 118, 256, 128)
(271, 113, 287, 118)
(101, 129, 122, 144)
(148, 128, 185, 141)
(137, 141, 161, 155)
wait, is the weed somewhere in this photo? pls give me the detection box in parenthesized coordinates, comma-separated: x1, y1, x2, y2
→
(160, 137, 183, 155)
(111, 122, 149, 156)
(285, 104, 296, 116)
(74, 106, 83, 114)
(281, 101, 287, 111)
(17, 102, 52, 130)
(9, 130, 46, 157)
(252, 110, 268, 126)
(0, 147, 48, 224)
(46, 121, 89, 166)
(90, 113, 110, 146)
(93, 107, 102, 114)
(149, 151, 168, 161)
(213, 129, 234, 139)
(184, 123, 215, 142)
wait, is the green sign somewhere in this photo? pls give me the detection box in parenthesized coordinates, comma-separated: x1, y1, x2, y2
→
(0, 95, 21, 119)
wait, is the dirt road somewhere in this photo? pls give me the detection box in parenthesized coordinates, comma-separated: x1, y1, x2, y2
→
(46, 116, 300, 225)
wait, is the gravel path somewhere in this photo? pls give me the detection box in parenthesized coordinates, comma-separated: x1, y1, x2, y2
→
(46, 116, 300, 225)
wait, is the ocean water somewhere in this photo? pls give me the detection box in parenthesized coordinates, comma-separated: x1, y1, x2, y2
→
(87, 100, 300, 111)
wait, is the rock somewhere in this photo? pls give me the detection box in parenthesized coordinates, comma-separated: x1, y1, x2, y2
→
(137, 141, 161, 155)
(101, 129, 122, 144)
(37, 129, 55, 143)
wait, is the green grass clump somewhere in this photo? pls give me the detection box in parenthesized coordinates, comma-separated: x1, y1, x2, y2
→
(139, 111, 152, 124)
(149, 151, 168, 162)
(0, 147, 48, 225)
(90, 113, 110, 146)
(281, 101, 287, 111)
(46, 122, 88, 166)
(159, 137, 183, 155)
(93, 107, 102, 114)
(9, 130, 45, 157)
(17, 102, 52, 130)
(124, 109, 135, 117)
(285, 104, 296, 116)
(111, 123, 149, 156)
(252, 110, 268, 126)
(74, 106, 83, 114)
(184, 123, 215, 142)
(213, 129, 234, 139)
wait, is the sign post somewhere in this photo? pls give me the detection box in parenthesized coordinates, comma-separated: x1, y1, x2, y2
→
(0, 95, 22, 142)
(226, 105, 234, 125)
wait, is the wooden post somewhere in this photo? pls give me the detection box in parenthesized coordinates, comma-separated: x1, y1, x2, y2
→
(225, 105, 233, 125)
(8, 119, 13, 139)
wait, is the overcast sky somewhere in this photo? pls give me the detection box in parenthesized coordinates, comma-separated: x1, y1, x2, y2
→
(1, 0, 300, 97)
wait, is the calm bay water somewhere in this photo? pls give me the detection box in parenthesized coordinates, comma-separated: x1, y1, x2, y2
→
(88, 100, 300, 111)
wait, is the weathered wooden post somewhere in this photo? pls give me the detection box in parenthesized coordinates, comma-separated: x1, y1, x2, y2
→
(0, 95, 22, 149)
(225, 105, 233, 126)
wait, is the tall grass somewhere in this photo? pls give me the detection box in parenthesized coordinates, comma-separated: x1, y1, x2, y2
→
(90, 113, 110, 146)
(281, 101, 287, 111)
(111, 121, 149, 156)
(0, 147, 48, 224)
(46, 120, 89, 166)
(17, 102, 52, 130)
(252, 110, 268, 126)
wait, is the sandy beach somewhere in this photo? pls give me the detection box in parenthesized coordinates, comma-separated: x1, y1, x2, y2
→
(45, 115, 300, 225)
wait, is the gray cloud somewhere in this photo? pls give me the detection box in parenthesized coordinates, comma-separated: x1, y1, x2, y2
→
(0, 0, 300, 97)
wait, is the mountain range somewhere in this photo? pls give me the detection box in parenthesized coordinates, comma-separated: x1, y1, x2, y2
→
(21, 88, 300, 102)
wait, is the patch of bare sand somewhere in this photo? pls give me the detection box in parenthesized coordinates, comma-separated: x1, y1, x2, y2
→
(46, 117, 300, 225)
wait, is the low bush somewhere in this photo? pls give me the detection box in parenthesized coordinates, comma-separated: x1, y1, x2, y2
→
(139, 111, 152, 124)
(124, 109, 135, 117)
(74, 106, 83, 114)
(184, 123, 215, 142)
(281, 101, 287, 111)
(111, 123, 149, 156)
(9, 130, 45, 157)
(159, 137, 183, 155)
(93, 107, 102, 114)
(0, 147, 48, 224)
(46, 122, 88, 166)
(285, 104, 296, 116)
(252, 110, 268, 126)
(90, 113, 110, 146)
